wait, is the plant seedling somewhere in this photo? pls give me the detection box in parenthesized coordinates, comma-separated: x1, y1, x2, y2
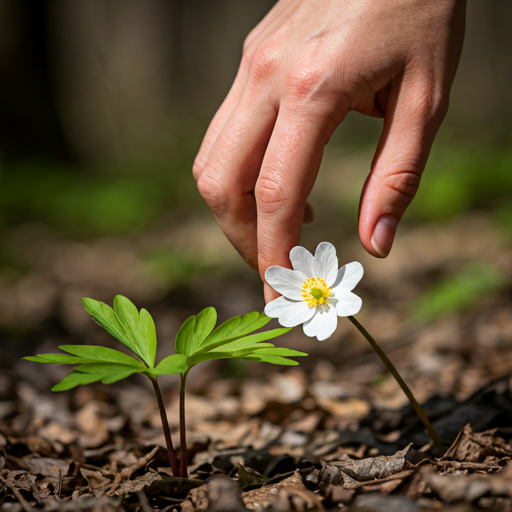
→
(25, 296, 306, 478)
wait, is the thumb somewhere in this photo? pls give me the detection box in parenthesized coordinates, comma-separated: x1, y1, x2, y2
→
(359, 81, 448, 257)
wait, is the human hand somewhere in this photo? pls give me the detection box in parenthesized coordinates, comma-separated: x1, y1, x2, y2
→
(193, 0, 466, 302)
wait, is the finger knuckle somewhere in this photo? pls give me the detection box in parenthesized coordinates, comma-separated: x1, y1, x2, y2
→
(410, 84, 449, 124)
(196, 167, 228, 215)
(255, 173, 288, 214)
(287, 63, 325, 100)
(384, 169, 422, 205)
(247, 44, 280, 83)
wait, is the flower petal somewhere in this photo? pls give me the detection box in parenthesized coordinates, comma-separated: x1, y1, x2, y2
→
(303, 308, 338, 341)
(290, 246, 314, 276)
(265, 296, 315, 327)
(265, 266, 308, 300)
(331, 261, 364, 291)
(334, 289, 363, 316)
(311, 242, 338, 286)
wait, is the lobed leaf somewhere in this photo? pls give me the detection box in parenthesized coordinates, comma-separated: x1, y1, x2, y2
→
(102, 370, 139, 384)
(139, 308, 157, 367)
(250, 348, 307, 357)
(59, 345, 144, 367)
(113, 295, 150, 365)
(150, 354, 188, 375)
(205, 328, 291, 354)
(74, 363, 145, 374)
(52, 372, 105, 392)
(24, 354, 95, 364)
(175, 307, 217, 356)
(82, 297, 139, 357)
(200, 311, 271, 350)
(243, 354, 300, 366)
(186, 351, 235, 367)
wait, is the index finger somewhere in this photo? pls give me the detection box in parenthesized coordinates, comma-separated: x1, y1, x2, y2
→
(255, 102, 345, 302)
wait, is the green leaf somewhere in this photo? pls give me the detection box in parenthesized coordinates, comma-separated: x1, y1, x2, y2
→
(52, 372, 105, 392)
(82, 296, 158, 368)
(139, 308, 157, 367)
(175, 316, 196, 355)
(186, 351, 234, 367)
(243, 355, 300, 366)
(81, 297, 138, 356)
(175, 307, 217, 356)
(74, 363, 144, 374)
(113, 295, 147, 363)
(205, 328, 291, 354)
(250, 348, 308, 357)
(201, 312, 271, 349)
(150, 354, 188, 375)
(102, 371, 138, 384)
(59, 345, 144, 367)
(24, 354, 95, 364)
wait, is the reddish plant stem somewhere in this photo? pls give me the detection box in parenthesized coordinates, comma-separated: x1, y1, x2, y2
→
(150, 376, 180, 476)
(348, 315, 443, 447)
(179, 372, 189, 478)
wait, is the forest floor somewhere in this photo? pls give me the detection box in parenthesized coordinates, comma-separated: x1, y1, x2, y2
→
(1, 169, 512, 511)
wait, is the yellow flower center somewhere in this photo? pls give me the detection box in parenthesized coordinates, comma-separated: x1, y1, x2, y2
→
(302, 277, 333, 310)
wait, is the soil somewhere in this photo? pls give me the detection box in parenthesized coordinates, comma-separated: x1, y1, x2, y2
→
(2, 210, 512, 511)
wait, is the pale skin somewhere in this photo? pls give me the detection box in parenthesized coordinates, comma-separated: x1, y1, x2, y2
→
(193, 0, 466, 302)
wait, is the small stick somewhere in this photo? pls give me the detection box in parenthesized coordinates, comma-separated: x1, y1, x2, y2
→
(0, 475, 35, 512)
(348, 315, 443, 447)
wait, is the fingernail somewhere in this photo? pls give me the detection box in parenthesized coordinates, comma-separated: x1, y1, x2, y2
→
(371, 215, 398, 257)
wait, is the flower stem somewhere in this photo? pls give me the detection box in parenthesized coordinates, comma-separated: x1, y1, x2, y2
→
(150, 376, 180, 476)
(179, 372, 189, 478)
(348, 315, 443, 448)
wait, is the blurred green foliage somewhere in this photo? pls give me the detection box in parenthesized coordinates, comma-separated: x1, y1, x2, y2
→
(0, 160, 200, 238)
(409, 145, 512, 223)
(142, 248, 218, 288)
(410, 260, 504, 323)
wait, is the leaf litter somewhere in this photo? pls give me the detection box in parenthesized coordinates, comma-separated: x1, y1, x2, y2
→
(3, 213, 512, 510)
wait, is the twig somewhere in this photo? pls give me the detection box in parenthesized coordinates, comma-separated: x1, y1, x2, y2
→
(107, 446, 159, 495)
(0, 474, 35, 512)
(137, 491, 154, 512)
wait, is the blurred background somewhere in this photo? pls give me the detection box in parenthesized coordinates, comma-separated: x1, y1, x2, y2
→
(1, 0, 512, 410)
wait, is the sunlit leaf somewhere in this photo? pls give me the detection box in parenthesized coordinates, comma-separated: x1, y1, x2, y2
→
(52, 372, 105, 392)
(102, 371, 139, 384)
(201, 312, 271, 349)
(250, 348, 307, 357)
(74, 363, 144, 374)
(150, 354, 188, 375)
(175, 316, 196, 355)
(59, 345, 144, 367)
(204, 328, 291, 354)
(113, 295, 150, 364)
(187, 351, 234, 367)
(139, 308, 157, 367)
(175, 307, 217, 356)
(82, 297, 139, 356)
(24, 354, 94, 364)
(243, 354, 299, 366)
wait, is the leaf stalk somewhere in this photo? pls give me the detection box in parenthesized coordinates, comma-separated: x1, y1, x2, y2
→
(179, 371, 189, 478)
(150, 376, 180, 476)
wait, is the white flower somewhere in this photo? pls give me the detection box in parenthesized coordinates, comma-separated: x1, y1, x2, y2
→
(264, 242, 363, 341)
